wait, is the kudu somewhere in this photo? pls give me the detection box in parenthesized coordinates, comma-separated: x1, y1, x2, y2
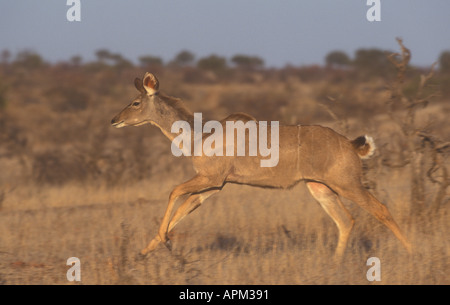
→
(111, 72, 412, 260)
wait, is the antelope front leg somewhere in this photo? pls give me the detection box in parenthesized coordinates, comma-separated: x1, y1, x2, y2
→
(167, 189, 219, 232)
(140, 191, 185, 255)
(140, 175, 221, 256)
(139, 189, 219, 256)
(157, 189, 182, 250)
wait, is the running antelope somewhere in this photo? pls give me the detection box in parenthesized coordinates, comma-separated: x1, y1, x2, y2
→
(111, 72, 412, 260)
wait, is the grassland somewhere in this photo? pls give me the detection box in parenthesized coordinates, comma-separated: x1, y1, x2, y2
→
(0, 57, 448, 284)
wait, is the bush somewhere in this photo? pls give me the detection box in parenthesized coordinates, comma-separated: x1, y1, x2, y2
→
(139, 55, 163, 67)
(45, 86, 89, 112)
(13, 50, 46, 70)
(325, 50, 351, 68)
(231, 54, 264, 70)
(173, 50, 195, 67)
(354, 48, 395, 78)
(438, 51, 450, 73)
(219, 90, 288, 121)
(0, 81, 7, 110)
(197, 55, 227, 74)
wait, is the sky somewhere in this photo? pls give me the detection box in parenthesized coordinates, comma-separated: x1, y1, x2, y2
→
(0, 0, 449, 68)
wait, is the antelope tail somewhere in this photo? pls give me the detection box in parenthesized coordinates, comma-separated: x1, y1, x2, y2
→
(351, 135, 376, 159)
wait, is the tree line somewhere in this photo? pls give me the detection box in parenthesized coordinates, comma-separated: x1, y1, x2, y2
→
(1, 48, 450, 76)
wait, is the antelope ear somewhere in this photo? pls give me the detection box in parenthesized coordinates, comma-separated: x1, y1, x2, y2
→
(134, 78, 146, 94)
(142, 72, 159, 95)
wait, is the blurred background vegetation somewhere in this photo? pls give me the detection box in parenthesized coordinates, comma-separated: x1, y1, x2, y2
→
(0, 44, 448, 284)
(0, 43, 449, 203)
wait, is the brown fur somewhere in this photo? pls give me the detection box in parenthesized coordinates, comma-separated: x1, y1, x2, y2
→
(111, 73, 412, 261)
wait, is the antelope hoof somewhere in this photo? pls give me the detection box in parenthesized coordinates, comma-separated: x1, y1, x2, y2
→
(135, 252, 147, 261)
(158, 232, 171, 251)
(164, 239, 172, 251)
(140, 236, 162, 257)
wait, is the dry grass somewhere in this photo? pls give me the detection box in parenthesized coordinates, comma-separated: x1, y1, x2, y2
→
(0, 171, 448, 285)
(0, 59, 448, 285)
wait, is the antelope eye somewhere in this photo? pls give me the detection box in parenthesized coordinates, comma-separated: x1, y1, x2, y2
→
(132, 101, 141, 107)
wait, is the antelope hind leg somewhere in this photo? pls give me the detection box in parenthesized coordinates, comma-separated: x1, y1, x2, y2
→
(306, 182, 354, 261)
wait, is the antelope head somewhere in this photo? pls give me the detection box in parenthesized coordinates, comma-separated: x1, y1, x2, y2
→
(111, 72, 160, 128)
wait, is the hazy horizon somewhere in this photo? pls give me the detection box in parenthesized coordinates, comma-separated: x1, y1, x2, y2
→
(1, 1, 449, 68)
